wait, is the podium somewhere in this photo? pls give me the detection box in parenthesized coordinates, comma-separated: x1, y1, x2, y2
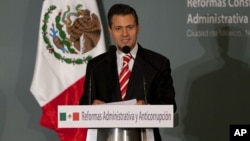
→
(97, 128, 143, 141)
(58, 104, 174, 141)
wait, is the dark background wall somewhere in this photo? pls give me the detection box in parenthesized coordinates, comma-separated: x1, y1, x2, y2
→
(1, 0, 250, 140)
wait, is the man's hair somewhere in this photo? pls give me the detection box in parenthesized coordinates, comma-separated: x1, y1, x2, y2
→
(107, 3, 139, 27)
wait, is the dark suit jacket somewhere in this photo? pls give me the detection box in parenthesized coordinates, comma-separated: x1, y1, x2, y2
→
(80, 44, 176, 140)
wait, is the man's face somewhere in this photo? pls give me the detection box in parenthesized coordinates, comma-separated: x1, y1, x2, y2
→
(108, 14, 139, 51)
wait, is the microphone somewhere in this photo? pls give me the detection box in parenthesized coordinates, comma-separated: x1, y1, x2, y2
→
(122, 46, 136, 61)
(88, 45, 117, 105)
(122, 46, 131, 54)
(109, 45, 117, 52)
(121, 46, 148, 104)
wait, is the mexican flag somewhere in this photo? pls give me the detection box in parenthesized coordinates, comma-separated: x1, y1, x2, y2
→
(30, 0, 106, 140)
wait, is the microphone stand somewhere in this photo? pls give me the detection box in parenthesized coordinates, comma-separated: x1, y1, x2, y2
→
(122, 46, 148, 140)
(87, 45, 117, 105)
(122, 46, 148, 104)
(88, 76, 92, 105)
(142, 73, 147, 104)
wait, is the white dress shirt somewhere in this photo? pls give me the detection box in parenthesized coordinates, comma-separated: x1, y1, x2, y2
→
(116, 43, 138, 74)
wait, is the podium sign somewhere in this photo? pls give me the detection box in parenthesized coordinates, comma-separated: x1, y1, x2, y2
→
(58, 105, 173, 128)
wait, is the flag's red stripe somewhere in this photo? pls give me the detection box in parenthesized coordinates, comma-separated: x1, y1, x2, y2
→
(40, 77, 87, 141)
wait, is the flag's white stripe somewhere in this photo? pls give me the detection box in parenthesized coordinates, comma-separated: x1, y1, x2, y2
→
(30, 0, 106, 107)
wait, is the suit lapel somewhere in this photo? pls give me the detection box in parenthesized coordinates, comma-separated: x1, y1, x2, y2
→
(126, 46, 146, 100)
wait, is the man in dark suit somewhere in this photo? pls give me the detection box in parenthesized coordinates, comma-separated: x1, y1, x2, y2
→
(80, 3, 176, 140)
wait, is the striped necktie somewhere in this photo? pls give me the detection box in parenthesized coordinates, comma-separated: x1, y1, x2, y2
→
(119, 54, 132, 101)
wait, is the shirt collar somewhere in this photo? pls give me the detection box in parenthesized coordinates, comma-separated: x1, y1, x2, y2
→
(116, 43, 138, 59)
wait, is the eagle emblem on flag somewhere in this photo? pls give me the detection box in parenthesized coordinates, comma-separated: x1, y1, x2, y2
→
(41, 4, 101, 65)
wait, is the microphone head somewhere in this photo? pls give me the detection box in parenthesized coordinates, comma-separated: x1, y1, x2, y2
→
(108, 45, 117, 52)
(122, 46, 131, 54)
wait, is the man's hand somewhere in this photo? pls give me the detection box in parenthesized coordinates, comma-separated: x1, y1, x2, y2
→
(92, 100, 105, 105)
(136, 100, 145, 105)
